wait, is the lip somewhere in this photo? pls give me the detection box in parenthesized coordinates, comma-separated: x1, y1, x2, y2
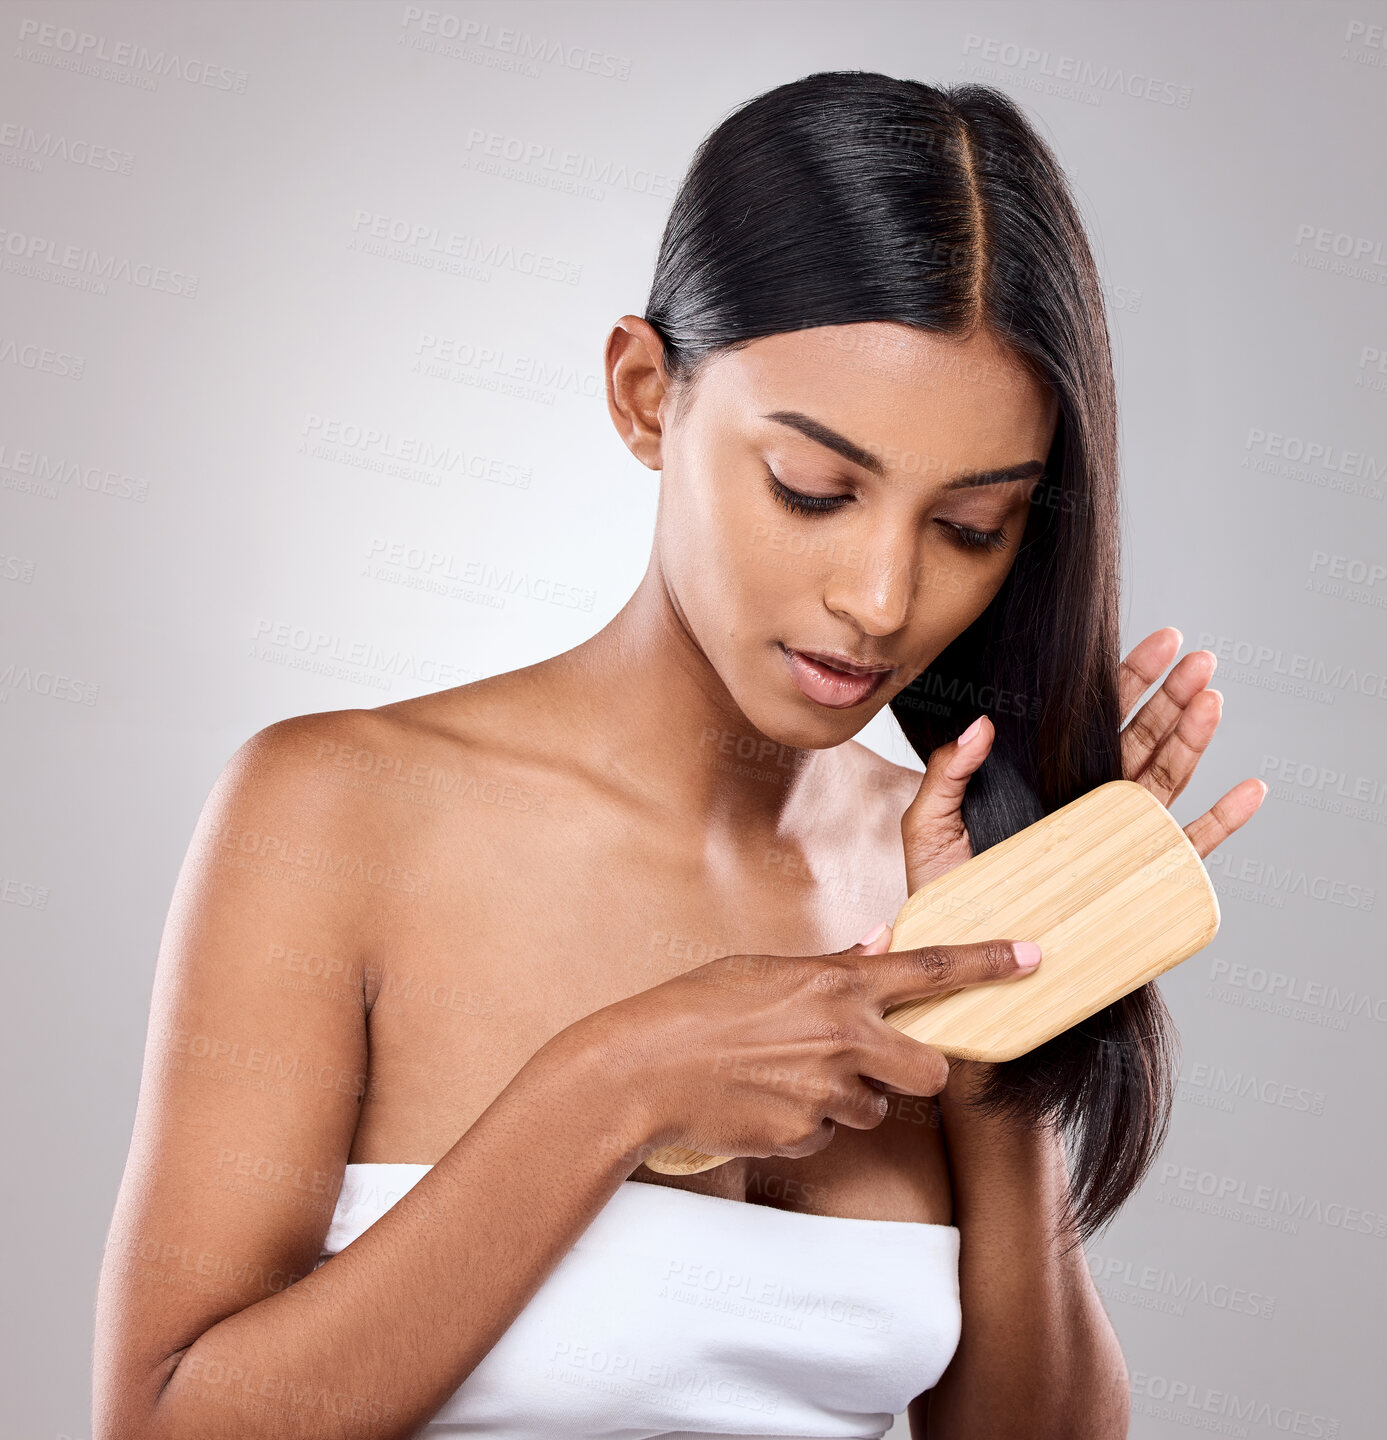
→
(779, 644, 895, 709)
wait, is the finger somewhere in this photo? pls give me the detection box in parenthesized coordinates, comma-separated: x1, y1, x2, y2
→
(1118, 627, 1182, 722)
(1184, 777, 1268, 859)
(777, 1118, 838, 1160)
(1121, 649, 1217, 780)
(865, 938, 1042, 1009)
(905, 714, 994, 827)
(822, 1076, 900, 1131)
(859, 1024, 952, 1099)
(841, 920, 895, 956)
(1133, 687, 1222, 807)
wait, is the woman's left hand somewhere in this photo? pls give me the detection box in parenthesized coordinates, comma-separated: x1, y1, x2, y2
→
(896, 625, 1268, 1103)
(1115, 626, 1266, 859)
(900, 625, 1267, 890)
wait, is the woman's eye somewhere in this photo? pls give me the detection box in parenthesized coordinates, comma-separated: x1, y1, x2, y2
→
(766, 470, 851, 517)
(941, 520, 1010, 553)
(765, 468, 1008, 553)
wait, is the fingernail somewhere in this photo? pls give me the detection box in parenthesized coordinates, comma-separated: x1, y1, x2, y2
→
(858, 920, 890, 946)
(1014, 941, 1042, 969)
(958, 716, 983, 746)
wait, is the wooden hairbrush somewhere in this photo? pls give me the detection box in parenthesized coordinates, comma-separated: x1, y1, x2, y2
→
(643, 778, 1219, 1176)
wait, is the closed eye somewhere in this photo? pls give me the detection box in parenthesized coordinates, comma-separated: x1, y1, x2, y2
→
(766, 470, 851, 517)
(767, 469, 1010, 552)
(939, 520, 1010, 553)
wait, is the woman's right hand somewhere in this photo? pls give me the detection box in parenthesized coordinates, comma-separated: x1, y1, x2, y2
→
(567, 923, 1043, 1169)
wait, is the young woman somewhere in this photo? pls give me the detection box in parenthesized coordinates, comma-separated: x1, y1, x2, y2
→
(93, 72, 1265, 1439)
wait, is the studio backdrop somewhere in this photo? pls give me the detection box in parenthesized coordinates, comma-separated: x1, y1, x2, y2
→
(2, 2, 1383, 1437)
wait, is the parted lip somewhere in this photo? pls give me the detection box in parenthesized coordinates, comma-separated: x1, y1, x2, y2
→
(787, 645, 897, 677)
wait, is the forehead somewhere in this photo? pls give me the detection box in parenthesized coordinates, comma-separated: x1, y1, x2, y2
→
(691, 322, 1057, 464)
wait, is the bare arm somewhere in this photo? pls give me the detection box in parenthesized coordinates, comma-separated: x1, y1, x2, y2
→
(92, 717, 652, 1440)
(909, 1066, 1130, 1440)
(138, 1034, 644, 1439)
(94, 715, 1050, 1438)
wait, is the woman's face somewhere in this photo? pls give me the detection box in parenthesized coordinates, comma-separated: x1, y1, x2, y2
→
(627, 320, 1060, 749)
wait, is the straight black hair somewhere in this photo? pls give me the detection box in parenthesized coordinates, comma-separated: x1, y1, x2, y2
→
(643, 70, 1177, 1248)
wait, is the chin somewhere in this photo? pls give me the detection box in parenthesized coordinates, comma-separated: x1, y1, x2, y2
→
(738, 689, 878, 753)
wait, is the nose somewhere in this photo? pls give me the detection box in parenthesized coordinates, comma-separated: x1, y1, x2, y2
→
(821, 535, 917, 637)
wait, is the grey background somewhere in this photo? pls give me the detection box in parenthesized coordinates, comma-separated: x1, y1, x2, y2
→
(2, 1, 1384, 1436)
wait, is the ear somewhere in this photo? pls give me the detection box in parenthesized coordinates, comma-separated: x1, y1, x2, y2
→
(605, 315, 675, 471)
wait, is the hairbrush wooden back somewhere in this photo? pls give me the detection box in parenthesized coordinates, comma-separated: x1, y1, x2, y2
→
(643, 779, 1218, 1176)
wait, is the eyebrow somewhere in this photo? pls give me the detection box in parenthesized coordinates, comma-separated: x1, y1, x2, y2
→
(762, 410, 1046, 489)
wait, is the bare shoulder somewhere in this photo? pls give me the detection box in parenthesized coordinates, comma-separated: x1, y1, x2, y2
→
(215, 665, 590, 928)
(233, 682, 506, 784)
(214, 703, 455, 861)
(226, 669, 551, 839)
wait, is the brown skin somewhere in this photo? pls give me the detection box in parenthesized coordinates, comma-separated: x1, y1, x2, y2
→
(91, 319, 1265, 1440)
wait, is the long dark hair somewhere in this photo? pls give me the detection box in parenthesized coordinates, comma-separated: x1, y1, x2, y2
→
(643, 70, 1176, 1248)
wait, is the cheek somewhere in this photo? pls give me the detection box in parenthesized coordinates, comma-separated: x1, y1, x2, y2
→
(660, 460, 789, 643)
(911, 546, 1016, 643)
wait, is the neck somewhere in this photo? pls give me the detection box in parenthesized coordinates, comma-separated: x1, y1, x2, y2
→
(544, 555, 837, 838)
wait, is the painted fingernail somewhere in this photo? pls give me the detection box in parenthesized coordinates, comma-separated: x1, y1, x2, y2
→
(857, 921, 890, 946)
(1014, 941, 1042, 969)
(958, 716, 983, 746)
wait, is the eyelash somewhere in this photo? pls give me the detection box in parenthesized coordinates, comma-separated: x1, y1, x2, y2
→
(765, 471, 1010, 553)
(766, 471, 846, 517)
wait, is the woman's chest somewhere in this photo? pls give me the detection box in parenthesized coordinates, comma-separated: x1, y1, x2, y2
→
(347, 797, 953, 1223)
